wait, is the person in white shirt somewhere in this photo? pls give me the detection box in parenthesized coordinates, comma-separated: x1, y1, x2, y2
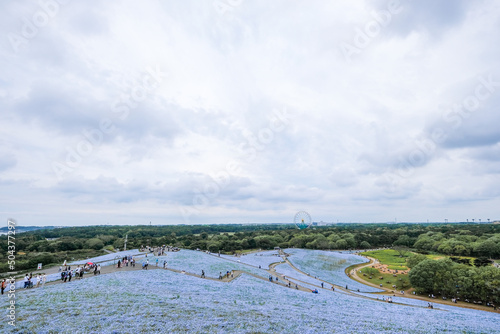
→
(42, 274, 47, 288)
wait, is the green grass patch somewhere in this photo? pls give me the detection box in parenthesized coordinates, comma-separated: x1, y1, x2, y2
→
(387, 265, 407, 271)
(357, 267, 410, 291)
(361, 249, 409, 270)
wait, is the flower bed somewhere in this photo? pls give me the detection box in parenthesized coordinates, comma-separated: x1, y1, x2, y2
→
(68, 249, 146, 265)
(218, 250, 284, 269)
(285, 248, 383, 292)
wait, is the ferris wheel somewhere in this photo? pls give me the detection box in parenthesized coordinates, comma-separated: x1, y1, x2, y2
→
(294, 211, 312, 229)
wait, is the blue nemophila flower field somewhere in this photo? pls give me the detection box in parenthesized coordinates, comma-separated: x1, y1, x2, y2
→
(285, 248, 384, 292)
(218, 250, 284, 269)
(275, 262, 327, 290)
(69, 249, 146, 265)
(137, 249, 269, 279)
(2, 249, 498, 333)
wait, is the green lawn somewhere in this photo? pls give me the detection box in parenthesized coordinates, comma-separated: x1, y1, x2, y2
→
(361, 249, 409, 270)
(357, 267, 410, 291)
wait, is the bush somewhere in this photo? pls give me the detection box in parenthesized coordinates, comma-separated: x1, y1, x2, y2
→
(85, 238, 104, 250)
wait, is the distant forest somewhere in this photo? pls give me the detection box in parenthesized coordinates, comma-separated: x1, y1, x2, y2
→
(1, 223, 499, 273)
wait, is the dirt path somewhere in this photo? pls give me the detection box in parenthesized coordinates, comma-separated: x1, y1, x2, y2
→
(205, 253, 315, 292)
(346, 256, 390, 292)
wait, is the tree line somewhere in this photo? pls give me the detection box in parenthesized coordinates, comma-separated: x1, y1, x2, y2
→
(408, 254, 500, 305)
(1, 223, 499, 274)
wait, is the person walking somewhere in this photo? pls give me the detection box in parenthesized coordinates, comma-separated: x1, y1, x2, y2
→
(1, 279, 6, 295)
(35, 274, 41, 288)
(201, 270, 205, 278)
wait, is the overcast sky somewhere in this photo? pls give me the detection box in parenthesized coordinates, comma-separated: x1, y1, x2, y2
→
(1, 0, 500, 226)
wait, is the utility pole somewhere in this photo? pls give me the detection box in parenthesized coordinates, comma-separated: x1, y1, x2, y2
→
(124, 234, 128, 251)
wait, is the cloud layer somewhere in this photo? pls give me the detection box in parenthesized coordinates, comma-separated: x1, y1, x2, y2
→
(1, 0, 499, 225)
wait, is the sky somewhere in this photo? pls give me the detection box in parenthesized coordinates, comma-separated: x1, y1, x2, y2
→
(1, 0, 500, 226)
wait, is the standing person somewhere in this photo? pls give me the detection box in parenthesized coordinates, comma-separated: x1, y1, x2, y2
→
(117, 260, 121, 268)
(68, 270, 73, 282)
(321, 282, 324, 289)
(156, 258, 159, 267)
(1, 279, 6, 295)
(97, 264, 101, 275)
(42, 274, 47, 288)
(201, 270, 205, 278)
(35, 274, 41, 288)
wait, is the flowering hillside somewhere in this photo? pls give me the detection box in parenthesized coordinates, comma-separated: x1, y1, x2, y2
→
(285, 248, 383, 292)
(3, 248, 498, 333)
(3, 269, 499, 333)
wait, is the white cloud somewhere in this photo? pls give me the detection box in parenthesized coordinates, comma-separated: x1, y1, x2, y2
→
(1, 0, 499, 225)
